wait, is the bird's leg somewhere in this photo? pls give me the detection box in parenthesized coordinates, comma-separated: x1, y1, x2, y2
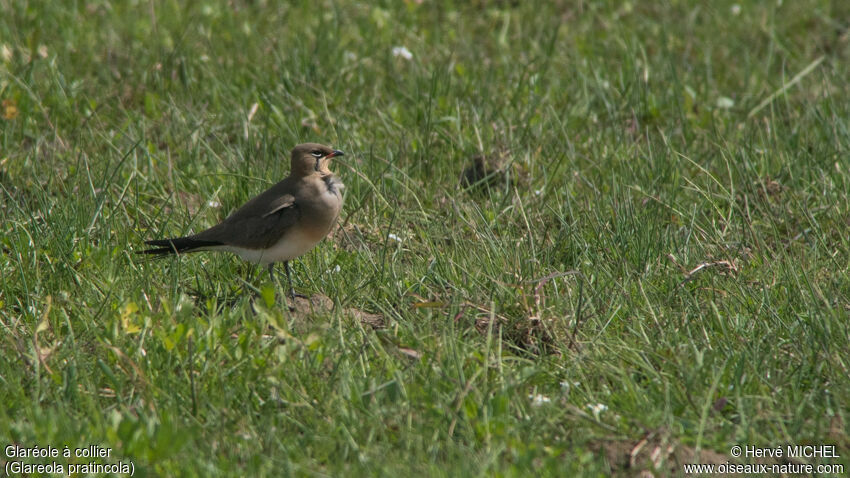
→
(284, 261, 296, 300)
(283, 261, 308, 300)
(267, 263, 276, 284)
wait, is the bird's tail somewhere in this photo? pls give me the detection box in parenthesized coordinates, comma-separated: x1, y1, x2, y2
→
(140, 237, 224, 256)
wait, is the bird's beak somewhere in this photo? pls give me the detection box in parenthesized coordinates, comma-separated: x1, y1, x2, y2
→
(316, 150, 345, 171)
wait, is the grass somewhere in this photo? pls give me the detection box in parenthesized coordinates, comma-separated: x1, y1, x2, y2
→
(1, 0, 849, 475)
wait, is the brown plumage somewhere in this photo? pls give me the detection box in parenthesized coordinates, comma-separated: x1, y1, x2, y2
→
(142, 143, 345, 298)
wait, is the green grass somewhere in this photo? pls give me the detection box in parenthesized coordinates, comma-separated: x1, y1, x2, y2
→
(2, 0, 849, 475)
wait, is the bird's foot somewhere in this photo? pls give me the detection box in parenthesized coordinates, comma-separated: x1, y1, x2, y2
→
(286, 292, 309, 312)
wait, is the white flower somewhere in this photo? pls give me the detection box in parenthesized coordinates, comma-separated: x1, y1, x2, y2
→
(716, 96, 735, 109)
(529, 394, 551, 406)
(207, 200, 221, 208)
(392, 46, 413, 60)
(730, 4, 741, 15)
(388, 233, 402, 242)
(588, 403, 608, 419)
(560, 380, 580, 392)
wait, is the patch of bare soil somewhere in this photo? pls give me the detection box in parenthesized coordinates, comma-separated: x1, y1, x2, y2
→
(287, 293, 384, 329)
(592, 435, 729, 476)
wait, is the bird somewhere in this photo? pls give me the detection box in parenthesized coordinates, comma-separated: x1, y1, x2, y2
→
(142, 143, 345, 301)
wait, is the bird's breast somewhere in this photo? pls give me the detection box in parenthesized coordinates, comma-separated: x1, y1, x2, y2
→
(297, 176, 342, 239)
(322, 174, 344, 197)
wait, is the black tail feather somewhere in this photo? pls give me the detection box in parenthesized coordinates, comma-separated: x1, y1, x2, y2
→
(140, 237, 224, 256)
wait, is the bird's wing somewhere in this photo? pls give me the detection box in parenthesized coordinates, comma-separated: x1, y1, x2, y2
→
(194, 193, 302, 249)
(262, 194, 296, 218)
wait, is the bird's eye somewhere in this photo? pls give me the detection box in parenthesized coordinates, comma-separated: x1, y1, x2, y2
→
(311, 150, 324, 157)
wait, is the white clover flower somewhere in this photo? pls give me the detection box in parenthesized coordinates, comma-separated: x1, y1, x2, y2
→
(560, 381, 580, 392)
(716, 97, 735, 109)
(588, 403, 608, 419)
(392, 46, 413, 60)
(529, 394, 551, 406)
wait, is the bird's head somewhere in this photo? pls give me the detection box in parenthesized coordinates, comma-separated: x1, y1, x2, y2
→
(290, 143, 344, 176)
